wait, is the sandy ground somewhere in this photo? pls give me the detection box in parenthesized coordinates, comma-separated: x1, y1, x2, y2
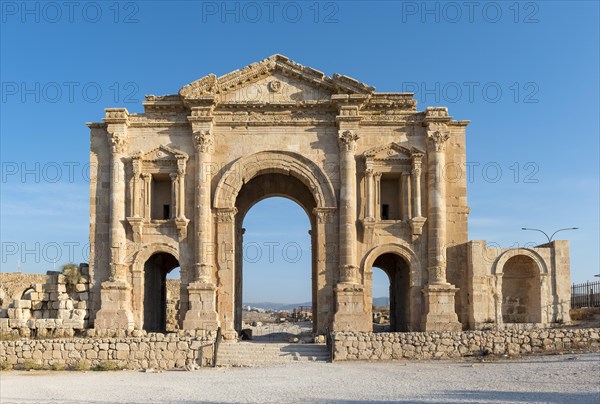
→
(1, 353, 599, 403)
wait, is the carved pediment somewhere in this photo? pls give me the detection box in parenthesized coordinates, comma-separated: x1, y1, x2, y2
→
(364, 143, 421, 162)
(179, 54, 374, 101)
(136, 145, 188, 162)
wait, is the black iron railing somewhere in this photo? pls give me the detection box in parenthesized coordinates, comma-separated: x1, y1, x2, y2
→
(571, 281, 600, 308)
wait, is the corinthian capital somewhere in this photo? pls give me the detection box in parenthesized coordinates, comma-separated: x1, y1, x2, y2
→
(426, 130, 450, 152)
(194, 130, 214, 153)
(338, 130, 360, 152)
(109, 132, 128, 154)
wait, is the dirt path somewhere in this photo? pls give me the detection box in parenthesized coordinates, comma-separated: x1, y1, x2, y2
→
(1, 353, 599, 403)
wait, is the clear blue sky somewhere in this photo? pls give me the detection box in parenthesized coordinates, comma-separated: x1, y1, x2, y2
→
(1, 1, 598, 303)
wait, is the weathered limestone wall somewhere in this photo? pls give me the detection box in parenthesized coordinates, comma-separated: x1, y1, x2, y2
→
(0, 268, 91, 335)
(0, 273, 48, 306)
(0, 331, 216, 370)
(332, 328, 600, 361)
(466, 240, 571, 329)
(166, 279, 181, 331)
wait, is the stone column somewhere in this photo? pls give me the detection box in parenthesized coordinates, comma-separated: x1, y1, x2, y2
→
(94, 108, 134, 330)
(131, 157, 141, 218)
(401, 172, 411, 221)
(183, 104, 219, 332)
(142, 173, 151, 219)
(337, 129, 360, 284)
(215, 207, 238, 340)
(170, 173, 178, 219)
(332, 96, 370, 332)
(421, 125, 461, 332)
(374, 172, 382, 220)
(426, 129, 450, 285)
(365, 168, 374, 220)
(410, 152, 426, 238)
(411, 153, 423, 218)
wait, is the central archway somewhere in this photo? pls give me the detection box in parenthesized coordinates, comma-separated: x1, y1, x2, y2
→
(235, 173, 317, 336)
(213, 151, 338, 338)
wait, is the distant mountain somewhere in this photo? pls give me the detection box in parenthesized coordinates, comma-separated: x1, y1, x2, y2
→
(244, 297, 390, 311)
(242, 301, 311, 311)
(373, 297, 390, 307)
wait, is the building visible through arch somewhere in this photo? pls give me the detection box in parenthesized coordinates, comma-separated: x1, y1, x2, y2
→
(88, 55, 571, 337)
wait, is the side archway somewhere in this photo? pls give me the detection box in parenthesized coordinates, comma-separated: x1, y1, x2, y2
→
(362, 243, 421, 331)
(131, 243, 180, 331)
(494, 249, 546, 324)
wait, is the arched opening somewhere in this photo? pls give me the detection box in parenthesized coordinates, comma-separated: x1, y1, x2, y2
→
(234, 173, 316, 341)
(501, 255, 542, 323)
(21, 288, 35, 300)
(372, 268, 391, 332)
(372, 253, 411, 332)
(143, 252, 179, 332)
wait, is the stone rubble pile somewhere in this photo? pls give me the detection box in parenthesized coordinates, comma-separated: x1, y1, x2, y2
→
(0, 265, 90, 337)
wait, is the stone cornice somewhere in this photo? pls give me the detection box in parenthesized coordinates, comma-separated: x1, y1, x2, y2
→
(179, 54, 375, 100)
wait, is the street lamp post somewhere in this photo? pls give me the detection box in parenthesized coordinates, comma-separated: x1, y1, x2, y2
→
(521, 227, 579, 243)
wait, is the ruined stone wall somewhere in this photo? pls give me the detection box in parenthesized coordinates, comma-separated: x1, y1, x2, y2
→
(165, 279, 181, 331)
(332, 328, 600, 361)
(466, 240, 571, 329)
(0, 331, 216, 370)
(0, 268, 90, 335)
(0, 273, 48, 306)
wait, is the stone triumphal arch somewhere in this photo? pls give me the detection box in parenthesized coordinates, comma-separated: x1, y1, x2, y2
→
(88, 55, 571, 338)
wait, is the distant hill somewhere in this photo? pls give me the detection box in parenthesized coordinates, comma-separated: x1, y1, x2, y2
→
(373, 297, 390, 307)
(244, 297, 390, 311)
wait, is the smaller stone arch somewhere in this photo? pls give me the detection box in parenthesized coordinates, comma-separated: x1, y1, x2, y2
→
(131, 242, 180, 274)
(493, 248, 547, 275)
(494, 249, 545, 324)
(20, 287, 35, 300)
(130, 243, 180, 331)
(362, 242, 421, 286)
(362, 243, 421, 332)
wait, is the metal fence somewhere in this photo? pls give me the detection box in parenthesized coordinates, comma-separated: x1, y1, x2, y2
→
(571, 280, 600, 308)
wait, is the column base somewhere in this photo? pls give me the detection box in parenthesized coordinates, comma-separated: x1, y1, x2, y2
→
(94, 280, 135, 330)
(182, 282, 220, 331)
(421, 284, 462, 332)
(332, 283, 370, 332)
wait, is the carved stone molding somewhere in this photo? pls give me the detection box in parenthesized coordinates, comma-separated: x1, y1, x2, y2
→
(339, 264, 359, 284)
(194, 130, 214, 153)
(410, 216, 427, 242)
(175, 217, 190, 240)
(361, 217, 376, 245)
(411, 152, 424, 176)
(427, 130, 451, 152)
(127, 217, 144, 243)
(338, 130, 360, 152)
(215, 207, 238, 223)
(313, 207, 337, 224)
(109, 132, 128, 154)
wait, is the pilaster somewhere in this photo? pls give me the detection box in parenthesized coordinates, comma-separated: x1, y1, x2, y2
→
(421, 107, 461, 332)
(183, 101, 220, 331)
(332, 95, 370, 332)
(94, 108, 134, 330)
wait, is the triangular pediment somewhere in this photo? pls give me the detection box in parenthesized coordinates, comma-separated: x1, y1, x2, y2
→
(179, 54, 375, 101)
(364, 143, 422, 161)
(136, 145, 188, 161)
